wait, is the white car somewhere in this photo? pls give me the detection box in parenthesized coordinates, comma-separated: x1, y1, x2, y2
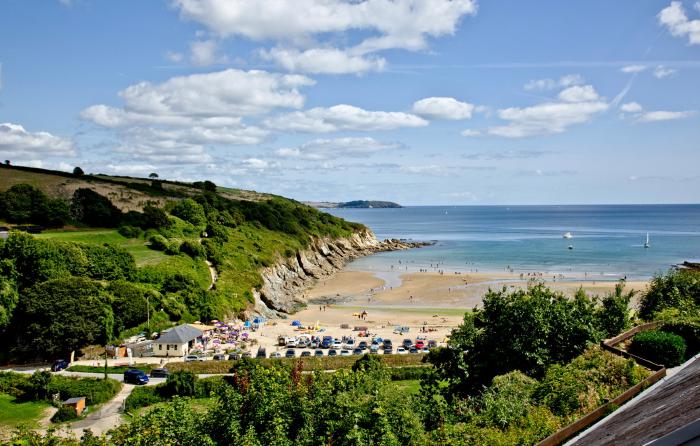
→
(286, 338, 298, 348)
(396, 347, 407, 355)
(343, 339, 355, 350)
(184, 355, 204, 362)
(332, 340, 342, 349)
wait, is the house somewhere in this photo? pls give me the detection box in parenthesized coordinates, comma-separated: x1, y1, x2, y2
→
(153, 324, 203, 357)
(63, 397, 86, 416)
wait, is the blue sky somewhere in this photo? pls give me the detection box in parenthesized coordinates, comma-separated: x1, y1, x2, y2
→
(0, 0, 699, 205)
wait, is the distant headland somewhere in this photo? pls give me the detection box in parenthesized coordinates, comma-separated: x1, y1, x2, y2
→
(306, 200, 402, 209)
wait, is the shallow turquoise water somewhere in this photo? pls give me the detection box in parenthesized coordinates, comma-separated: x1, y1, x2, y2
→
(327, 205, 700, 280)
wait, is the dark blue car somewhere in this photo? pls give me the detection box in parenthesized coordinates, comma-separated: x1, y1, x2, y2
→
(123, 368, 149, 385)
(51, 359, 70, 372)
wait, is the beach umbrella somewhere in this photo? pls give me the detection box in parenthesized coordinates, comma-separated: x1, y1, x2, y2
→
(291, 320, 302, 326)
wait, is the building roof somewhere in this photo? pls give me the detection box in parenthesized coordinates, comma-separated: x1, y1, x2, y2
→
(568, 354, 700, 445)
(64, 397, 85, 404)
(155, 324, 203, 344)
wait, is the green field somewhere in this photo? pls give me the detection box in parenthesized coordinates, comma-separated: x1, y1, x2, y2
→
(0, 393, 51, 430)
(134, 397, 216, 417)
(36, 229, 168, 266)
(391, 379, 421, 394)
(68, 364, 155, 374)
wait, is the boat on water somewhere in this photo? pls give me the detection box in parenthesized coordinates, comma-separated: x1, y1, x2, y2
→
(563, 232, 573, 239)
(644, 232, 650, 249)
(568, 245, 574, 250)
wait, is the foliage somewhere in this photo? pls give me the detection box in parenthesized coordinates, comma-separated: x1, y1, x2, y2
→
(10, 277, 110, 359)
(106, 280, 157, 334)
(117, 225, 142, 238)
(0, 183, 70, 227)
(71, 188, 122, 227)
(162, 371, 197, 398)
(660, 318, 700, 357)
(629, 330, 687, 367)
(48, 376, 122, 405)
(639, 269, 700, 320)
(170, 199, 207, 227)
(140, 205, 171, 230)
(73, 167, 84, 176)
(0, 275, 18, 330)
(51, 404, 79, 423)
(179, 240, 206, 259)
(597, 282, 634, 338)
(124, 386, 165, 412)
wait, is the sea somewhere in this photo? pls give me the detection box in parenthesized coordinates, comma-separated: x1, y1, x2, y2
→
(326, 205, 700, 282)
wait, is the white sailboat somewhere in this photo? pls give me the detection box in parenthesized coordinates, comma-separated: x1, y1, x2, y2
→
(563, 232, 573, 239)
(644, 233, 650, 249)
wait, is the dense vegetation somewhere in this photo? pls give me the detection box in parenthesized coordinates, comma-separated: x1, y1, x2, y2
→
(638, 268, 700, 320)
(629, 330, 687, 367)
(0, 371, 121, 407)
(0, 181, 363, 361)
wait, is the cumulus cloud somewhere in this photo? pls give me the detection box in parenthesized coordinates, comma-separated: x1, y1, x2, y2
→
(653, 65, 677, 78)
(264, 104, 428, 133)
(275, 137, 401, 160)
(621, 65, 647, 73)
(412, 97, 475, 120)
(463, 150, 549, 160)
(165, 51, 184, 63)
(488, 85, 608, 138)
(658, 1, 700, 45)
(189, 39, 229, 66)
(0, 122, 75, 159)
(638, 110, 695, 122)
(523, 74, 584, 91)
(260, 47, 386, 75)
(81, 69, 315, 127)
(619, 102, 643, 113)
(399, 164, 451, 176)
(461, 129, 481, 137)
(174, 0, 477, 73)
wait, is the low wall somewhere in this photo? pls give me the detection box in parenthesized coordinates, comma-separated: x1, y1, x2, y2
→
(536, 323, 667, 446)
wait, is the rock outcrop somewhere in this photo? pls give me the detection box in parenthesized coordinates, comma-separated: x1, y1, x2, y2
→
(250, 229, 427, 318)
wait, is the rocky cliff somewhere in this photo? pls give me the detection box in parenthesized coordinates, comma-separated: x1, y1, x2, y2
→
(250, 229, 426, 317)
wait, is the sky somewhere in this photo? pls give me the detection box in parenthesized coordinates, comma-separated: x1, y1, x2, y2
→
(0, 0, 699, 205)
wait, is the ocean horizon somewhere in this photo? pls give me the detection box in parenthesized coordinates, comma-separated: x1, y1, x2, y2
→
(327, 204, 700, 281)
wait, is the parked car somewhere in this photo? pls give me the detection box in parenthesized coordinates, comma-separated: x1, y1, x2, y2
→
(427, 340, 437, 349)
(256, 348, 267, 359)
(396, 347, 407, 355)
(301, 350, 311, 357)
(314, 349, 324, 357)
(228, 353, 240, 361)
(321, 338, 333, 349)
(270, 351, 282, 358)
(352, 348, 363, 355)
(369, 344, 379, 353)
(383, 347, 393, 355)
(332, 340, 342, 349)
(358, 341, 368, 350)
(242, 352, 252, 358)
(51, 359, 70, 372)
(409, 347, 419, 354)
(383, 339, 393, 349)
(402, 339, 413, 349)
(150, 368, 169, 378)
(415, 340, 425, 349)
(421, 348, 430, 353)
(310, 340, 320, 349)
(328, 349, 338, 356)
(278, 336, 287, 346)
(344, 339, 356, 350)
(285, 349, 296, 358)
(213, 354, 226, 361)
(185, 355, 204, 362)
(286, 338, 298, 348)
(124, 368, 149, 385)
(340, 349, 351, 356)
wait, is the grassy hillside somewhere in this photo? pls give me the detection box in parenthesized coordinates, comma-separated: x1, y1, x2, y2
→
(0, 164, 365, 360)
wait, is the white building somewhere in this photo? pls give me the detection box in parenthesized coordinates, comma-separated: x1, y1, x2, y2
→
(153, 324, 203, 357)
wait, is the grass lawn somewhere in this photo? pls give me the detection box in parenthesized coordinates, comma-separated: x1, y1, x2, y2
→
(68, 364, 155, 374)
(391, 379, 421, 394)
(36, 229, 168, 266)
(0, 393, 51, 430)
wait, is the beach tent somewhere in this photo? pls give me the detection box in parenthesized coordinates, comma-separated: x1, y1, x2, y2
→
(291, 320, 302, 326)
(253, 317, 265, 324)
(243, 321, 251, 328)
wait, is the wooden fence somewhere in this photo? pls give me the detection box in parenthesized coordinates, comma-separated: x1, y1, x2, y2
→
(536, 322, 667, 446)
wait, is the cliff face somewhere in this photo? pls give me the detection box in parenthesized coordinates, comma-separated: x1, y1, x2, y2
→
(251, 229, 420, 318)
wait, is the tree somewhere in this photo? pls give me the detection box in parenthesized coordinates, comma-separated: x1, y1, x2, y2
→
(4, 160, 9, 165)
(0, 183, 69, 226)
(170, 199, 206, 227)
(107, 281, 157, 334)
(73, 166, 84, 176)
(596, 281, 633, 338)
(140, 205, 171, 229)
(0, 275, 19, 331)
(71, 188, 122, 227)
(639, 269, 700, 320)
(149, 172, 159, 179)
(11, 277, 110, 359)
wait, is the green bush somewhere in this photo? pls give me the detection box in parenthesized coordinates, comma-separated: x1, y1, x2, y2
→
(161, 371, 197, 398)
(148, 234, 169, 251)
(629, 330, 687, 367)
(118, 225, 142, 238)
(124, 386, 165, 412)
(51, 405, 78, 423)
(179, 240, 206, 259)
(389, 367, 430, 381)
(48, 376, 122, 405)
(661, 319, 700, 358)
(639, 269, 700, 320)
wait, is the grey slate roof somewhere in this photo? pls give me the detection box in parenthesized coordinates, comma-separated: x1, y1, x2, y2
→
(64, 397, 85, 404)
(155, 324, 203, 344)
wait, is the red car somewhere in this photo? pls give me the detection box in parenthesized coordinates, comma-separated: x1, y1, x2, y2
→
(415, 340, 425, 349)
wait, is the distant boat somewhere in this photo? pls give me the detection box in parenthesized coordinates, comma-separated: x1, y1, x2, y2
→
(644, 233, 650, 249)
(568, 245, 574, 250)
(563, 232, 573, 239)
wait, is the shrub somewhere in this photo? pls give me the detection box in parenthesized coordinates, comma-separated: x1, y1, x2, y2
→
(118, 225, 142, 238)
(161, 371, 197, 398)
(48, 376, 122, 405)
(148, 234, 169, 251)
(629, 330, 687, 367)
(51, 405, 78, 423)
(660, 319, 700, 357)
(124, 386, 165, 412)
(179, 240, 206, 259)
(389, 367, 430, 381)
(639, 269, 700, 320)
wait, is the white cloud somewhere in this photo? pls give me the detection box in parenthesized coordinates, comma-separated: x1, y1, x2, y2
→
(461, 129, 481, 137)
(189, 39, 228, 66)
(105, 163, 159, 175)
(165, 51, 184, 63)
(658, 1, 700, 45)
(621, 65, 647, 73)
(558, 85, 600, 103)
(260, 47, 386, 75)
(0, 122, 76, 159)
(523, 74, 584, 91)
(264, 104, 428, 133)
(81, 69, 315, 127)
(619, 102, 643, 113)
(653, 65, 677, 78)
(275, 137, 401, 160)
(400, 164, 450, 176)
(637, 110, 695, 122)
(241, 158, 281, 170)
(488, 85, 608, 138)
(412, 97, 475, 120)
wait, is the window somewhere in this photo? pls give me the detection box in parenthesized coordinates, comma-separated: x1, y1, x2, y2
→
(159, 344, 162, 350)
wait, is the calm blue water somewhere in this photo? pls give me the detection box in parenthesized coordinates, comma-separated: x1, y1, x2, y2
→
(327, 205, 700, 280)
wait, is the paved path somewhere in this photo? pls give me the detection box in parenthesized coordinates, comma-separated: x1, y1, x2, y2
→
(62, 383, 135, 437)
